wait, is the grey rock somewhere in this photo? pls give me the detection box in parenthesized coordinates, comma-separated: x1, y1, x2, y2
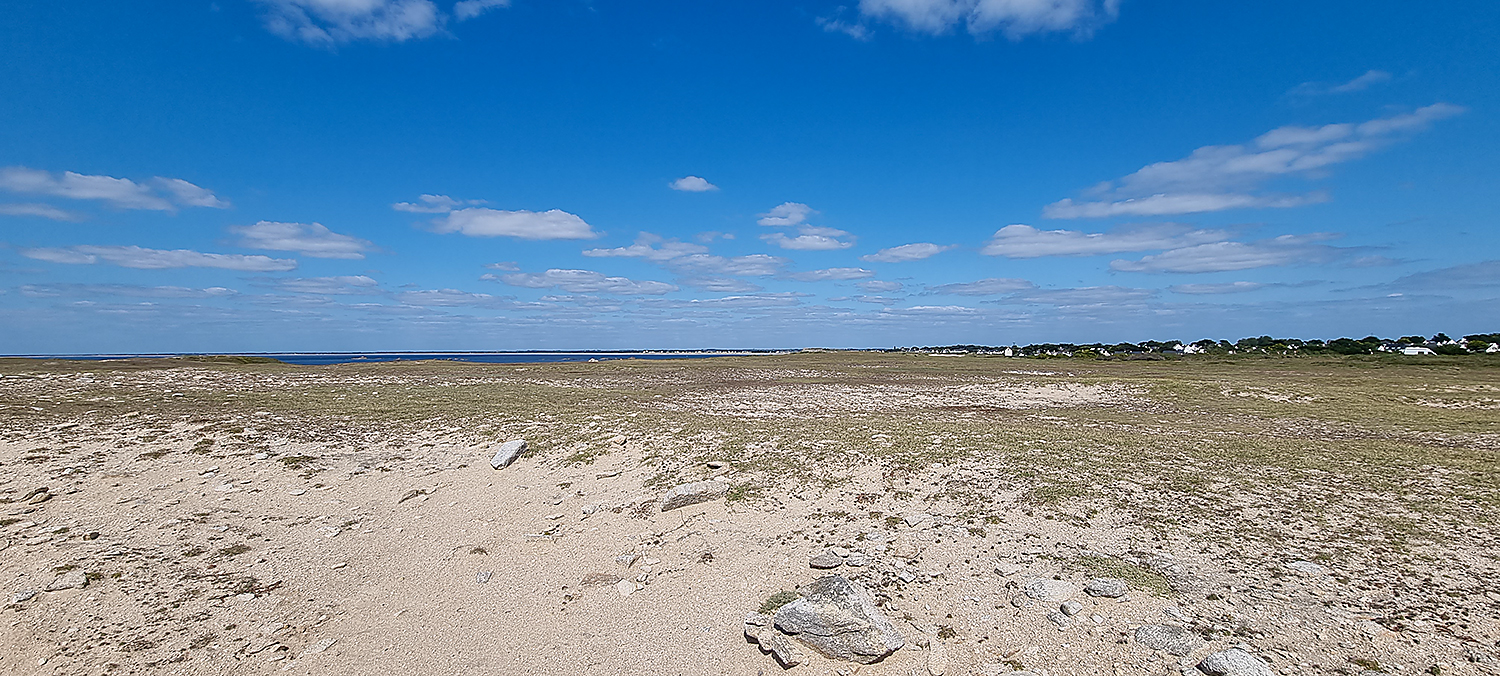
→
(1060, 600, 1084, 616)
(1085, 577, 1128, 598)
(489, 439, 527, 469)
(845, 552, 870, 567)
(1023, 578, 1079, 601)
(659, 480, 729, 512)
(745, 622, 807, 667)
(810, 551, 845, 569)
(1196, 648, 1273, 676)
(706, 460, 727, 470)
(773, 575, 904, 664)
(9, 590, 37, 604)
(1045, 610, 1070, 628)
(44, 570, 87, 592)
(1009, 593, 1033, 609)
(1135, 624, 1203, 657)
(1283, 560, 1326, 575)
(994, 562, 1024, 577)
(476, 571, 492, 584)
(743, 611, 771, 627)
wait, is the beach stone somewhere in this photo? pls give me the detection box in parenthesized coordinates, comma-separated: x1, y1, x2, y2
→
(1023, 578, 1079, 601)
(44, 570, 87, 592)
(1134, 624, 1202, 656)
(28, 491, 52, 504)
(1060, 600, 1084, 616)
(773, 575, 904, 664)
(659, 480, 729, 512)
(1085, 578, 1128, 598)
(615, 579, 637, 598)
(1196, 648, 1274, 676)
(926, 640, 950, 675)
(845, 552, 871, 567)
(9, 590, 37, 604)
(1045, 611, 1069, 628)
(490, 440, 527, 469)
(810, 550, 845, 569)
(706, 460, 726, 469)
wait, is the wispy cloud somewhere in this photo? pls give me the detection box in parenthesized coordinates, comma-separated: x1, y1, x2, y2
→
(257, 275, 383, 295)
(1288, 70, 1394, 98)
(21, 245, 296, 271)
(981, 223, 1232, 257)
(1167, 281, 1266, 295)
(861, 242, 953, 262)
(927, 277, 1035, 296)
(582, 233, 708, 261)
(857, 0, 1121, 39)
(0, 166, 229, 211)
(858, 280, 904, 293)
(789, 267, 875, 282)
(668, 176, 718, 192)
(668, 253, 789, 277)
(397, 288, 519, 307)
(20, 283, 238, 299)
(230, 221, 375, 259)
(1381, 260, 1500, 291)
(489, 269, 677, 295)
(0, 203, 83, 221)
(1044, 104, 1465, 218)
(999, 285, 1156, 306)
(1109, 234, 1361, 273)
(393, 194, 484, 213)
(676, 277, 764, 293)
(254, 0, 508, 46)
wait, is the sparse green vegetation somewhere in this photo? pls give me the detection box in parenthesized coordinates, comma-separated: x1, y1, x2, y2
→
(758, 590, 800, 614)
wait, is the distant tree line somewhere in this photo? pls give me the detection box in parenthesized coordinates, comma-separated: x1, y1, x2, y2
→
(891, 333, 1500, 358)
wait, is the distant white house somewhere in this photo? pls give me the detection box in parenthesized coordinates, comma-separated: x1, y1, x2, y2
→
(1488, 343, 1500, 353)
(1182, 343, 1204, 355)
(1401, 346, 1436, 355)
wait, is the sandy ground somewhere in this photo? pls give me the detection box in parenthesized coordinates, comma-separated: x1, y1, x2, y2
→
(3, 357, 1498, 675)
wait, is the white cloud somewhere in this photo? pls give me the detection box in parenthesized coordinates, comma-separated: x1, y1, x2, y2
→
(483, 261, 519, 271)
(152, 178, 231, 208)
(928, 277, 1035, 295)
(763, 226, 856, 251)
(789, 267, 876, 282)
(981, 223, 1233, 257)
(0, 166, 228, 211)
(668, 253, 789, 277)
(491, 269, 677, 295)
(858, 0, 1120, 39)
(861, 242, 953, 262)
(817, 14, 872, 40)
(676, 277, 764, 293)
(1109, 234, 1354, 273)
(757, 202, 815, 226)
(0, 203, 82, 221)
(668, 176, 718, 192)
(1042, 193, 1326, 219)
(261, 275, 382, 295)
(20, 283, 238, 299)
(255, 0, 444, 46)
(1382, 260, 1500, 290)
(393, 194, 483, 213)
(1045, 104, 1465, 218)
(21, 245, 297, 271)
(582, 233, 708, 261)
(230, 221, 374, 259)
(432, 207, 597, 240)
(1168, 281, 1266, 295)
(858, 280, 904, 293)
(880, 305, 979, 316)
(641, 292, 807, 310)
(452, 0, 508, 21)
(397, 288, 515, 307)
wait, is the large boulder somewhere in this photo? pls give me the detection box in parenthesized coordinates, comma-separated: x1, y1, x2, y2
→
(659, 480, 729, 512)
(489, 440, 527, 469)
(1196, 648, 1274, 676)
(773, 575, 904, 664)
(744, 612, 806, 667)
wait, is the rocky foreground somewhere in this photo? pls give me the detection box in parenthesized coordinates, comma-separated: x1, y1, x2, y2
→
(2, 355, 1498, 675)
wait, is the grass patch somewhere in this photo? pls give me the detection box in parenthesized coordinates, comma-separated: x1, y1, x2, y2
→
(1073, 555, 1173, 597)
(759, 590, 799, 614)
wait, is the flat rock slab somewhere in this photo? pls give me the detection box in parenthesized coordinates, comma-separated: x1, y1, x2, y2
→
(45, 570, 87, 592)
(809, 551, 844, 569)
(1023, 578, 1080, 601)
(745, 613, 806, 668)
(773, 575, 904, 664)
(1197, 648, 1274, 676)
(1134, 624, 1203, 656)
(659, 480, 729, 512)
(490, 440, 527, 469)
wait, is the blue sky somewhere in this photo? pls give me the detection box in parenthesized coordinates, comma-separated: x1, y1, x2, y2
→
(1, 1, 1497, 352)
